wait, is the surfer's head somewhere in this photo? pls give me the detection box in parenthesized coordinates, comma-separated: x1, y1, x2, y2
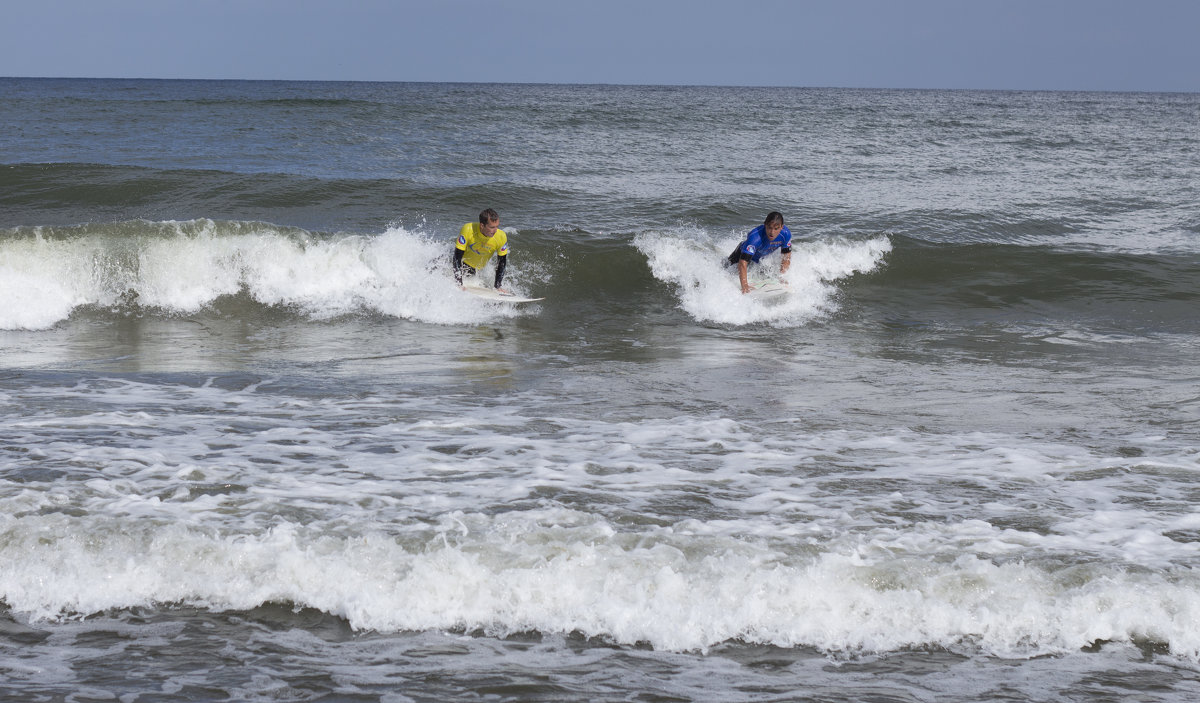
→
(479, 208, 500, 237)
(764, 211, 784, 238)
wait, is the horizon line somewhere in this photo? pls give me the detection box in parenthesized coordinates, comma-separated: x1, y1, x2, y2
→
(3, 75, 1197, 96)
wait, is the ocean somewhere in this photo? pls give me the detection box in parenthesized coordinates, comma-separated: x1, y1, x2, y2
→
(1, 77, 1199, 702)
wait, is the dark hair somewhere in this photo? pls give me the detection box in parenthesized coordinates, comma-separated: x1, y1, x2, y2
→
(479, 208, 499, 225)
(764, 211, 784, 227)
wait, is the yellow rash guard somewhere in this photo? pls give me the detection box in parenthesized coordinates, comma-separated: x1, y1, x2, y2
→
(455, 222, 509, 269)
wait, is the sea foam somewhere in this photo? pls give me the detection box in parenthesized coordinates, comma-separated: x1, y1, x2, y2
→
(3, 373, 1199, 658)
(3, 509, 1199, 658)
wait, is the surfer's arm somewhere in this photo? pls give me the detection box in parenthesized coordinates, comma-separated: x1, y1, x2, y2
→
(493, 253, 508, 292)
(737, 258, 751, 294)
(452, 248, 466, 284)
(779, 247, 792, 277)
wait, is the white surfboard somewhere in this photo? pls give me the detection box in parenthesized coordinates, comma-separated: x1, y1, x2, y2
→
(462, 284, 544, 304)
(746, 279, 790, 301)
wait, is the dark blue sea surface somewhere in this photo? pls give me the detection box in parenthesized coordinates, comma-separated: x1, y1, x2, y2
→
(2, 78, 1199, 701)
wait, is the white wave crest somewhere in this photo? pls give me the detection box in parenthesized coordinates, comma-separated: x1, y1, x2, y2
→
(0, 220, 534, 329)
(2, 511, 1198, 658)
(634, 229, 891, 326)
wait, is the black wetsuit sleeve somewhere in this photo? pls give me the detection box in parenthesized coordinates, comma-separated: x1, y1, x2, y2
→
(494, 254, 507, 288)
(452, 248, 465, 284)
(727, 246, 750, 266)
(781, 245, 792, 254)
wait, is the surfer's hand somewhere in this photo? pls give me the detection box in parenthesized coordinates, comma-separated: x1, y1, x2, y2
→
(741, 283, 751, 294)
(495, 287, 512, 296)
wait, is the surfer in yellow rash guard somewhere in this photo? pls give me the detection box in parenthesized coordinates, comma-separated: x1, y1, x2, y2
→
(452, 208, 511, 295)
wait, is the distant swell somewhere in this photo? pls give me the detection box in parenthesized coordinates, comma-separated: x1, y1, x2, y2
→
(845, 235, 1200, 332)
(0, 162, 571, 231)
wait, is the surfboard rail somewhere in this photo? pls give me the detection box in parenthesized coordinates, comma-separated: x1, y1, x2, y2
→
(461, 284, 544, 303)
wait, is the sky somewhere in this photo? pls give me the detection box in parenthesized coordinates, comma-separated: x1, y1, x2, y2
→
(2, 0, 1199, 92)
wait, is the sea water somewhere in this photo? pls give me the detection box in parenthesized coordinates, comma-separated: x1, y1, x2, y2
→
(2, 79, 1199, 701)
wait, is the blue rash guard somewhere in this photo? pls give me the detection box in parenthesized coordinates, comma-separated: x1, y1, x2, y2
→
(727, 225, 793, 265)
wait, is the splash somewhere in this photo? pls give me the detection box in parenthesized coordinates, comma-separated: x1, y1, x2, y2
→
(0, 220, 536, 329)
(635, 229, 891, 326)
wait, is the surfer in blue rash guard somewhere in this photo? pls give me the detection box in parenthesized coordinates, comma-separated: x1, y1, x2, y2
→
(725, 211, 793, 294)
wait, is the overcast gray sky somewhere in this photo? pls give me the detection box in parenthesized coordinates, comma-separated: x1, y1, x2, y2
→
(3, 0, 1198, 92)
